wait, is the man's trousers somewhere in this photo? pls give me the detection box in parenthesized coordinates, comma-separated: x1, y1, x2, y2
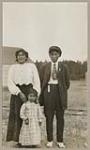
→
(43, 84, 64, 142)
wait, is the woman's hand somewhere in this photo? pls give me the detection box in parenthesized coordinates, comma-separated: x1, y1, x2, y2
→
(18, 92, 27, 102)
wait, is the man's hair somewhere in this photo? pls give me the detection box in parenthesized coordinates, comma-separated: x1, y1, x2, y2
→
(49, 46, 62, 56)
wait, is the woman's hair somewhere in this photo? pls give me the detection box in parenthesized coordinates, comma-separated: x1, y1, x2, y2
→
(15, 48, 29, 61)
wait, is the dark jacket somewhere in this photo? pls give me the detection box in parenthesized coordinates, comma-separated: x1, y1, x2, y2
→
(39, 62, 70, 109)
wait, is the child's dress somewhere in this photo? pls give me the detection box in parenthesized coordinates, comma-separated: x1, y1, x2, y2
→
(19, 102, 43, 146)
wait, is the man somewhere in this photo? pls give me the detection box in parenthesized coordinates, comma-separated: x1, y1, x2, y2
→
(39, 46, 70, 148)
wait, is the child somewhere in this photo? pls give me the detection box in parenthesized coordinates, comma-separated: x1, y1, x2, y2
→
(19, 88, 43, 147)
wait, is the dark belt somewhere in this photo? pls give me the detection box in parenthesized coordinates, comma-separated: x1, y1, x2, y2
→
(16, 83, 33, 88)
(48, 83, 58, 86)
(16, 83, 33, 96)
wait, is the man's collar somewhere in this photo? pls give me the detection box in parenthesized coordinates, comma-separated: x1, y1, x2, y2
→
(51, 60, 59, 65)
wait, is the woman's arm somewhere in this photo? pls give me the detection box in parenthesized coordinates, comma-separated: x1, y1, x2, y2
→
(8, 65, 21, 95)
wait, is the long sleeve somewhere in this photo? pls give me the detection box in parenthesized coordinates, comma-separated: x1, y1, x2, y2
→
(64, 65, 70, 89)
(20, 103, 28, 120)
(37, 104, 44, 122)
(8, 65, 21, 95)
(32, 64, 41, 96)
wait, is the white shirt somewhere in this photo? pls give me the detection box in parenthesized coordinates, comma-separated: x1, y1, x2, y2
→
(48, 61, 58, 84)
(8, 63, 41, 95)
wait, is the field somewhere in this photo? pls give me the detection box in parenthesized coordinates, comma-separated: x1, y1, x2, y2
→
(2, 80, 87, 149)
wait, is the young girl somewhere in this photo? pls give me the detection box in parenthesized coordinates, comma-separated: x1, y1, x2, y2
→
(19, 88, 43, 147)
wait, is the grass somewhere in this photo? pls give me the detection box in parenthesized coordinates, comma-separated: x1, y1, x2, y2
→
(2, 80, 87, 149)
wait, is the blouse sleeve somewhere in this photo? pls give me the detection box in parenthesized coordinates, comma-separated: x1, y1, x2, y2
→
(32, 64, 41, 96)
(20, 103, 28, 120)
(8, 65, 21, 95)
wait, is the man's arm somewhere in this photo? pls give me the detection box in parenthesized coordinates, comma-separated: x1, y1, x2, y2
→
(64, 64, 70, 89)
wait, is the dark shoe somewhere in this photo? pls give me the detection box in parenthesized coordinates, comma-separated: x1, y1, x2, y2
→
(14, 143, 22, 148)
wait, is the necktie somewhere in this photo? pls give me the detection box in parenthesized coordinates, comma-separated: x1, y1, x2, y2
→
(52, 63, 57, 80)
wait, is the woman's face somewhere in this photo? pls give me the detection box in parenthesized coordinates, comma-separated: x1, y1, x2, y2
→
(17, 52, 27, 64)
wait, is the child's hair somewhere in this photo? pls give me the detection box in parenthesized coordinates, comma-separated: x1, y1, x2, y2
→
(27, 88, 38, 103)
(30, 88, 38, 97)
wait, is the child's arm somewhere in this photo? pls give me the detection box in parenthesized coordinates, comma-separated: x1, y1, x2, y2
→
(37, 104, 44, 125)
(20, 103, 29, 125)
(20, 103, 28, 120)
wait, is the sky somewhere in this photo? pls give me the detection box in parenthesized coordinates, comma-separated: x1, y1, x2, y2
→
(3, 2, 87, 62)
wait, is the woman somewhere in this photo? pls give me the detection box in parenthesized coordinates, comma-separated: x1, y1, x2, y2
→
(6, 49, 41, 147)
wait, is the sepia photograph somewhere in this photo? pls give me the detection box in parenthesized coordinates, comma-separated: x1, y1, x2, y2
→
(2, 2, 87, 149)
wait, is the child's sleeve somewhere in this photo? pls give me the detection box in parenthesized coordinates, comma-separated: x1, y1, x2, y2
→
(20, 103, 28, 120)
(37, 104, 44, 122)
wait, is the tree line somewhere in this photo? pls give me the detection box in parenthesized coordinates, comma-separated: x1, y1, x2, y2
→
(35, 60, 87, 80)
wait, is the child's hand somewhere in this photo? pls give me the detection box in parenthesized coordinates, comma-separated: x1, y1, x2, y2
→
(41, 106, 44, 114)
(25, 118, 29, 125)
(39, 121, 42, 126)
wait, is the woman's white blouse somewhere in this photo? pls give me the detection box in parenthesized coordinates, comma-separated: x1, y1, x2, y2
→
(8, 63, 41, 95)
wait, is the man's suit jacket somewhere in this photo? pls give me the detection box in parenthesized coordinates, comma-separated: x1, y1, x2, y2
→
(39, 62, 70, 109)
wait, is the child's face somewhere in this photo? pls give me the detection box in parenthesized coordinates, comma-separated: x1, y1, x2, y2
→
(49, 51, 60, 63)
(28, 93, 36, 103)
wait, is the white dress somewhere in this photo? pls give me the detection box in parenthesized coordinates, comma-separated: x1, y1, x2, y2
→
(19, 102, 43, 145)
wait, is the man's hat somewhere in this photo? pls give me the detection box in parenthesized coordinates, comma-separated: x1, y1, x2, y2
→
(49, 46, 62, 56)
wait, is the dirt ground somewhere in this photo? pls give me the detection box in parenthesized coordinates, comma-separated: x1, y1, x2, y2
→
(2, 80, 87, 149)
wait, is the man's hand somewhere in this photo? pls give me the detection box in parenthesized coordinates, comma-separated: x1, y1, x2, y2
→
(18, 92, 27, 102)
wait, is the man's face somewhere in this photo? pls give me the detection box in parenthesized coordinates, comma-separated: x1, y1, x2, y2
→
(49, 51, 60, 63)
